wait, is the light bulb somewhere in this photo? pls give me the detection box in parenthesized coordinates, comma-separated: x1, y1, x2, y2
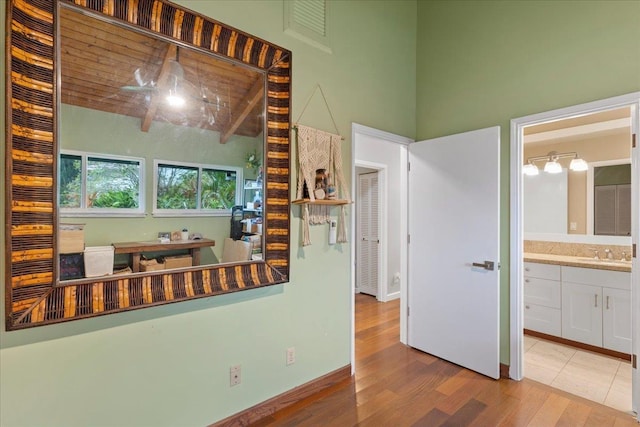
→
(570, 158, 588, 171)
(544, 160, 562, 174)
(166, 90, 185, 108)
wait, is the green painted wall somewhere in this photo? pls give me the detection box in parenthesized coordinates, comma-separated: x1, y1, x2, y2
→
(416, 0, 640, 364)
(0, 1, 416, 426)
(7, 0, 636, 424)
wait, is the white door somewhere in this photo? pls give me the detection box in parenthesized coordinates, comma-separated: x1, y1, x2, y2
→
(408, 126, 500, 379)
(357, 172, 379, 297)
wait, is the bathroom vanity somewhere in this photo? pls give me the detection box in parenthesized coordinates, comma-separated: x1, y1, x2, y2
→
(524, 254, 631, 356)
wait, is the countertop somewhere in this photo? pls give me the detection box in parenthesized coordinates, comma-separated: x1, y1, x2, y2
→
(523, 252, 631, 273)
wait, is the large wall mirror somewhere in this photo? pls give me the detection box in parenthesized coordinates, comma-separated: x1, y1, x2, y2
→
(5, 0, 292, 329)
(523, 106, 632, 243)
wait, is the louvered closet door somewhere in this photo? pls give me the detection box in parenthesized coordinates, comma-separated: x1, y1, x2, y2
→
(357, 172, 379, 297)
(595, 185, 617, 235)
(595, 184, 631, 236)
(617, 184, 631, 236)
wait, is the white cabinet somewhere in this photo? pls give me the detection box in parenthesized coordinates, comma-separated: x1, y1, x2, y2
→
(524, 262, 561, 336)
(524, 262, 631, 354)
(561, 266, 631, 354)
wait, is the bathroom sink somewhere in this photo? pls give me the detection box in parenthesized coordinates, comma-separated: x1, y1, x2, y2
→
(576, 257, 630, 264)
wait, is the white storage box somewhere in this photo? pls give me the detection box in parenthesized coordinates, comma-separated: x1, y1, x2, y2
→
(83, 246, 115, 277)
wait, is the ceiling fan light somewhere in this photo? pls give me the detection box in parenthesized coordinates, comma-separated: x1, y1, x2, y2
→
(544, 160, 562, 174)
(570, 157, 588, 171)
(166, 91, 185, 108)
(522, 163, 539, 176)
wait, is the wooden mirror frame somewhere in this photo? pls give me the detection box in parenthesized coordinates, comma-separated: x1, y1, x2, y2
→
(5, 0, 291, 330)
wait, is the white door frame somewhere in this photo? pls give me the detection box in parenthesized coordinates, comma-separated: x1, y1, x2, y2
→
(509, 93, 640, 395)
(355, 164, 386, 299)
(351, 123, 412, 371)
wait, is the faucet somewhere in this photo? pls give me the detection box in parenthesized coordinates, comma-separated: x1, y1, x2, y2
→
(588, 248, 599, 260)
(621, 251, 627, 262)
(604, 248, 613, 260)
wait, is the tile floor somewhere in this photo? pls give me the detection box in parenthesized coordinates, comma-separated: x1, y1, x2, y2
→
(524, 335, 632, 413)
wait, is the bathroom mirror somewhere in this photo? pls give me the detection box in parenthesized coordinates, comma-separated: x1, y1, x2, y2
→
(523, 106, 632, 241)
(5, 0, 292, 329)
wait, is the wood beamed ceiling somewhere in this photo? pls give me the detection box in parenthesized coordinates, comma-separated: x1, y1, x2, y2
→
(60, 7, 265, 141)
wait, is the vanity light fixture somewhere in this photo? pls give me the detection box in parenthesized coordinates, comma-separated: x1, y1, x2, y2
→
(522, 162, 539, 176)
(524, 151, 588, 175)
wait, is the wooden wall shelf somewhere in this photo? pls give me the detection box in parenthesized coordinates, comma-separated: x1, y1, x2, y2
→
(292, 199, 350, 206)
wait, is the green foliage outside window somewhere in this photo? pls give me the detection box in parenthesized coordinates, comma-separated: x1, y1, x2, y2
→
(156, 164, 237, 210)
(59, 153, 141, 210)
(201, 169, 237, 209)
(59, 154, 82, 208)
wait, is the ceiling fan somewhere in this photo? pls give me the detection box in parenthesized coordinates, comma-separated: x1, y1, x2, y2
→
(120, 46, 184, 94)
(119, 68, 157, 93)
(120, 47, 221, 109)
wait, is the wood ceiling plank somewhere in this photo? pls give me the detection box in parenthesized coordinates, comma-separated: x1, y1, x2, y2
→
(60, 7, 263, 138)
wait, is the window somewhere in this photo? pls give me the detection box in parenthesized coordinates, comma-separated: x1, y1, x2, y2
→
(153, 160, 242, 216)
(59, 150, 144, 216)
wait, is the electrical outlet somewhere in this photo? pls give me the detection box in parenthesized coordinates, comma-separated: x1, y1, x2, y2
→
(230, 365, 241, 386)
(286, 347, 296, 365)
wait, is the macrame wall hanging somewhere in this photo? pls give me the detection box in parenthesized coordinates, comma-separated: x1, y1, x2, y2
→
(292, 85, 351, 246)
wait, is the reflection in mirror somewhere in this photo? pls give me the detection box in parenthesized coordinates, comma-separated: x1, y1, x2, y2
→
(593, 163, 631, 236)
(523, 106, 632, 240)
(59, 6, 265, 280)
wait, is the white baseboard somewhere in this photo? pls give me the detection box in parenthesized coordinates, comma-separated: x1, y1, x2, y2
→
(384, 292, 400, 301)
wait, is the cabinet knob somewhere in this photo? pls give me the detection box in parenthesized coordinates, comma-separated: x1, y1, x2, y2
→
(525, 305, 530, 309)
(525, 268, 530, 272)
(525, 279, 530, 283)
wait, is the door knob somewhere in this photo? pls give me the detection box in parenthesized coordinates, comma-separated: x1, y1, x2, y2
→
(472, 261, 495, 271)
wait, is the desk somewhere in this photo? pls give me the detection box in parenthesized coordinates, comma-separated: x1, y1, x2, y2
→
(112, 239, 215, 272)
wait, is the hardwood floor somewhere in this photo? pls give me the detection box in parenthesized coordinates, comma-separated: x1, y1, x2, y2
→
(253, 294, 637, 426)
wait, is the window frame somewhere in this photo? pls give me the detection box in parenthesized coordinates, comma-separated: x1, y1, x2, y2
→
(152, 159, 243, 217)
(59, 149, 146, 217)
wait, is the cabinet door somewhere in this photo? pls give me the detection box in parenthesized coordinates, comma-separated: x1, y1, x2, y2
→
(524, 277, 561, 308)
(562, 282, 602, 346)
(524, 304, 561, 336)
(603, 287, 632, 354)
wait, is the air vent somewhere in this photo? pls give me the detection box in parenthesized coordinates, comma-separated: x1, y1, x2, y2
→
(284, 0, 331, 53)
(292, 0, 326, 36)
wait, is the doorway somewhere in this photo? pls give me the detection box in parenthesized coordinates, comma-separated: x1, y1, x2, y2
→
(356, 169, 381, 297)
(351, 123, 411, 371)
(510, 92, 640, 417)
